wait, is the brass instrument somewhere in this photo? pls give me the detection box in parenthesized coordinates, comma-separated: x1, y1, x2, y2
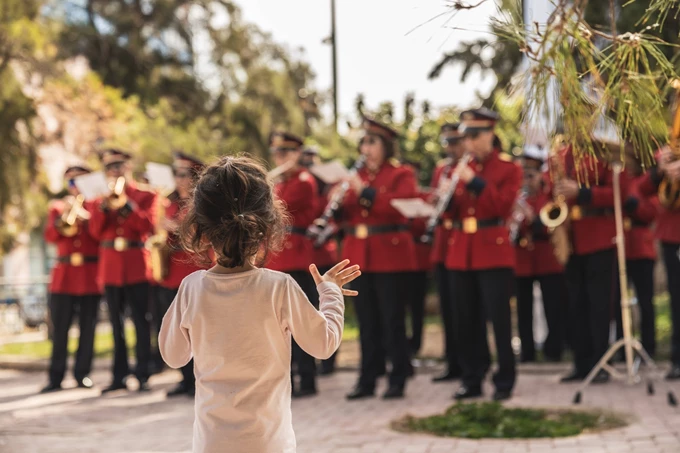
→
(106, 176, 128, 210)
(420, 152, 472, 244)
(57, 194, 90, 237)
(307, 155, 367, 247)
(539, 135, 571, 265)
(146, 192, 172, 283)
(658, 80, 680, 210)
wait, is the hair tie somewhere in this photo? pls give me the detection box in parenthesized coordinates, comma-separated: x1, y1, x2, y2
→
(238, 214, 244, 218)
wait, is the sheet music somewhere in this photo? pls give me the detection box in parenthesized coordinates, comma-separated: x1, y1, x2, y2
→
(73, 171, 110, 201)
(146, 162, 176, 193)
(390, 198, 436, 219)
(308, 160, 351, 184)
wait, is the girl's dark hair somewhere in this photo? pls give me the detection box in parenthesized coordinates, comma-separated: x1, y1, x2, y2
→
(179, 155, 289, 268)
(360, 134, 399, 159)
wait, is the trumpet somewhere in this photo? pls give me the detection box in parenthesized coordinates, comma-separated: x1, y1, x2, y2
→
(57, 194, 90, 237)
(307, 155, 367, 247)
(420, 152, 472, 244)
(539, 135, 571, 265)
(658, 79, 680, 210)
(106, 176, 128, 210)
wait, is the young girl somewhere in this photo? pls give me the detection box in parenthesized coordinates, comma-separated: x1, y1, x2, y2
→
(159, 156, 360, 453)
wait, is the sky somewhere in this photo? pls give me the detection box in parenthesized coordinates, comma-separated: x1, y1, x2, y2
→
(235, 0, 500, 124)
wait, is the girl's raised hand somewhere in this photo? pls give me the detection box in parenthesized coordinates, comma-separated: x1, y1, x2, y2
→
(309, 259, 361, 296)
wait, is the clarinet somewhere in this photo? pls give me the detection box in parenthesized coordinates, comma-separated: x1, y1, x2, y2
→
(307, 155, 367, 248)
(420, 153, 472, 244)
(508, 187, 529, 243)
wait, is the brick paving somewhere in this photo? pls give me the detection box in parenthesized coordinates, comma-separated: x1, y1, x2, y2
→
(1, 363, 679, 453)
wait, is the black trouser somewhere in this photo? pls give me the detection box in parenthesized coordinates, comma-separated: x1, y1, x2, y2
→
(449, 268, 515, 392)
(405, 271, 428, 356)
(156, 285, 195, 388)
(47, 293, 99, 385)
(516, 274, 568, 361)
(104, 283, 151, 383)
(435, 264, 461, 374)
(312, 266, 338, 372)
(565, 248, 618, 376)
(289, 271, 318, 389)
(662, 242, 680, 366)
(613, 258, 657, 358)
(353, 272, 411, 389)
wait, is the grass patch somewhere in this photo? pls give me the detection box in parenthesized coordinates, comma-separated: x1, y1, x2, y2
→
(393, 402, 628, 439)
(0, 325, 137, 359)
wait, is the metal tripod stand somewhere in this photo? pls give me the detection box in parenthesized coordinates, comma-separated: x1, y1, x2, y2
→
(572, 161, 678, 407)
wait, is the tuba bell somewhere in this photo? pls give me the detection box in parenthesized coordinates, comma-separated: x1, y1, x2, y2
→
(658, 79, 680, 210)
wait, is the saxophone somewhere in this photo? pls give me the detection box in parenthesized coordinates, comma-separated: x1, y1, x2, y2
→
(658, 80, 680, 210)
(146, 192, 171, 282)
(539, 135, 572, 265)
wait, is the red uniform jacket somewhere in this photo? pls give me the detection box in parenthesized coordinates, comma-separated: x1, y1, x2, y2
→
(550, 147, 629, 256)
(89, 182, 156, 286)
(429, 159, 455, 265)
(340, 159, 418, 273)
(266, 168, 318, 272)
(623, 175, 658, 261)
(639, 166, 680, 245)
(445, 149, 522, 271)
(514, 191, 564, 277)
(44, 199, 101, 295)
(160, 193, 210, 289)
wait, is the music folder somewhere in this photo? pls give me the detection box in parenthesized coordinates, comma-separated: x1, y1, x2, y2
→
(308, 160, 351, 184)
(146, 162, 176, 193)
(73, 171, 110, 201)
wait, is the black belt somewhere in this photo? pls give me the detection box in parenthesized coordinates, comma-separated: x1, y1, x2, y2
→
(57, 254, 98, 266)
(344, 224, 408, 239)
(571, 206, 614, 219)
(451, 217, 504, 233)
(101, 239, 144, 250)
(286, 226, 309, 236)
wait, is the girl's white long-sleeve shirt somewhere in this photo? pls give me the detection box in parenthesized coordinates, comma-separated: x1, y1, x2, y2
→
(159, 268, 344, 453)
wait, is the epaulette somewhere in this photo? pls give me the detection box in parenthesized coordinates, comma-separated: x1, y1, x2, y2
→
(389, 158, 401, 168)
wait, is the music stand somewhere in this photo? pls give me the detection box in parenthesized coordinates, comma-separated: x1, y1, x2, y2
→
(572, 161, 678, 407)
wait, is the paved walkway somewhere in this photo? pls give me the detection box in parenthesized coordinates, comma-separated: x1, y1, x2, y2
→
(1, 363, 679, 453)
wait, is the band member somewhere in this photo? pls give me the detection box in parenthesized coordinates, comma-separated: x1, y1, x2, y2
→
(300, 146, 340, 375)
(638, 145, 680, 380)
(611, 160, 658, 360)
(341, 117, 418, 400)
(551, 139, 628, 383)
(404, 161, 432, 359)
(89, 149, 156, 393)
(40, 165, 100, 393)
(446, 109, 520, 401)
(266, 132, 320, 397)
(429, 123, 464, 382)
(159, 152, 210, 398)
(513, 146, 567, 363)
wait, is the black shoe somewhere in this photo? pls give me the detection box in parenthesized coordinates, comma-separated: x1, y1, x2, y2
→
(39, 382, 62, 394)
(292, 387, 317, 398)
(432, 370, 461, 383)
(493, 389, 512, 401)
(346, 386, 375, 400)
(318, 366, 335, 376)
(560, 370, 585, 383)
(453, 385, 482, 400)
(382, 386, 404, 399)
(76, 377, 94, 389)
(138, 381, 151, 392)
(101, 381, 127, 394)
(665, 366, 680, 381)
(187, 386, 196, 397)
(592, 370, 610, 384)
(520, 354, 535, 363)
(166, 383, 189, 397)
